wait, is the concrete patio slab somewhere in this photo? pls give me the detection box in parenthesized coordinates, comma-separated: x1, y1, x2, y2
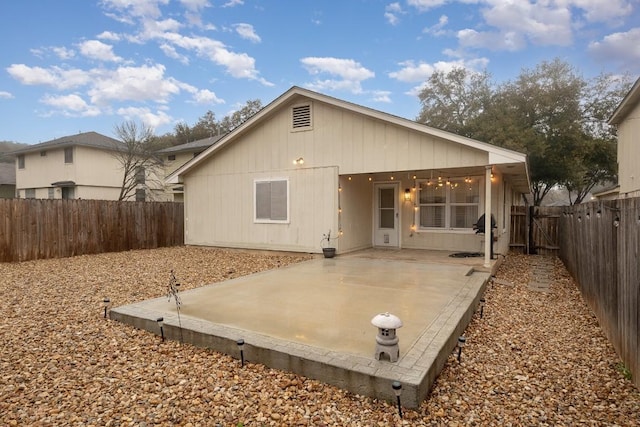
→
(111, 249, 497, 408)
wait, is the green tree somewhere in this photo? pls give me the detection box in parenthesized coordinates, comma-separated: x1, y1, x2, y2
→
(218, 99, 263, 133)
(416, 68, 492, 137)
(416, 58, 629, 205)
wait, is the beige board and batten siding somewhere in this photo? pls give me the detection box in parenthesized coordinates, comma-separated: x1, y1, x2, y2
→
(184, 166, 338, 252)
(616, 99, 640, 197)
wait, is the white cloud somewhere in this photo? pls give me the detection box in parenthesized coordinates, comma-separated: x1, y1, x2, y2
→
(480, 0, 573, 47)
(371, 90, 392, 103)
(78, 40, 123, 62)
(87, 64, 181, 106)
(222, 0, 243, 7)
(7, 64, 91, 90)
(572, 0, 633, 24)
(589, 28, 640, 66)
(192, 89, 224, 104)
(301, 57, 375, 82)
(234, 23, 261, 43)
(179, 0, 210, 11)
(457, 28, 527, 51)
(96, 31, 121, 41)
(389, 61, 435, 83)
(40, 93, 101, 117)
(162, 33, 268, 82)
(301, 57, 375, 94)
(0, 91, 14, 99)
(389, 59, 490, 96)
(116, 106, 173, 129)
(159, 43, 190, 64)
(423, 15, 449, 36)
(385, 3, 404, 26)
(100, 0, 168, 20)
(52, 47, 76, 60)
(407, 0, 448, 12)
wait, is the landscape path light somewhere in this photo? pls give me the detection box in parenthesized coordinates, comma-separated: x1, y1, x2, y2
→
(156, 317, 165, 341)
(457, 336, 466, 363)
(103, 298, 110, 319)
(237, 339, 245, 367)
(392, 381, 403, 419)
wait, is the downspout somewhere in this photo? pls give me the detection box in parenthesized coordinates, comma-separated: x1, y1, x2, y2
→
(484, 165, 492, 268)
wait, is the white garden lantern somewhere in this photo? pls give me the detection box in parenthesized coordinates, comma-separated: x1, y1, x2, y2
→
(371, 312, 403, 362)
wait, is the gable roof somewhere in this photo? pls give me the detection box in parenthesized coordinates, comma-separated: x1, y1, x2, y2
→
(8, 131, 125, 155)
(156, 134, 225, 154)
(167, 86, 529, 190)
(609, 77, 640, 125)
(0, 163, 15, 185)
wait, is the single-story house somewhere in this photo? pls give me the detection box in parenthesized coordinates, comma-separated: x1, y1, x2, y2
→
(168, 86, 530, 266)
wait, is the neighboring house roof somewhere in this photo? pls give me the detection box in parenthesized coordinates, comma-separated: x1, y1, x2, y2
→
(8, 131, 125, 155)
(156, 134, 225, 154)
(0, 163, 16, 185)
(609, 77, 640, 125)
(167, 86, 530, 192)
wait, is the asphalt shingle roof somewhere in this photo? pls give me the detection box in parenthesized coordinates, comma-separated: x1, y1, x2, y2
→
(8, 131, 125, 155)
(156, 135, 225, 154)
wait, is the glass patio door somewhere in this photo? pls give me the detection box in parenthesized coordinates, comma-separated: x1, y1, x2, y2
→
(373, 183, 399, 247)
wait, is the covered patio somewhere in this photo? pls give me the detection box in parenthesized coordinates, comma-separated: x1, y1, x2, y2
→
(111, 248, 500, 408)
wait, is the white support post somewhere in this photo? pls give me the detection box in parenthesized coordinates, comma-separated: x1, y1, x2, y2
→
(484, 166, 492, 268)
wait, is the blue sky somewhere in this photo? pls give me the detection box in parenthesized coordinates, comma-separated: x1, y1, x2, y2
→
(1, 0, 639, 144)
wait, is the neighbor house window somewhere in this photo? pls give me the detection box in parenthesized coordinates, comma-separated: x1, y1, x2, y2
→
(255, 179, 289, 222)
(135, 166, 145, 184)
(25, 188, 36, 199)
(417, 178, 479, 229)
(136, 188, 146, 201)
(40, 151, 47, 157)
(18, 155, 25, 169)
(64, 147, 73, 163)
(48, 188, 55, 199)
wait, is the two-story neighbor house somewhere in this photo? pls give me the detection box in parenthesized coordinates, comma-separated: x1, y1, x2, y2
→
(609, 77, 640, 198)
(12, 131, 166, 201)
(156, 135, 224, 202)
(0, 163, 16, 198)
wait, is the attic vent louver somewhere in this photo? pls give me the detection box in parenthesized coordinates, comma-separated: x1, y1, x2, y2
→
(292, 104, 312, 130)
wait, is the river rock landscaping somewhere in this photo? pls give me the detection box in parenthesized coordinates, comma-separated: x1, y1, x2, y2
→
(1, 247, 638, 426)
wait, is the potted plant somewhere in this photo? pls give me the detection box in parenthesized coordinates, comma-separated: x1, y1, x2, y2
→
(321, 230, 336, 258)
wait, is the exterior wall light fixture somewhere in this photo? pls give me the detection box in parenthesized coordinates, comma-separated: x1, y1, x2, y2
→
(404, 188, 411, 202)
(293, 157, 304, 165)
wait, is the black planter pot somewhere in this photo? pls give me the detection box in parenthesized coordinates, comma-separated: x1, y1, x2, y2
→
(322, 247, 336, 258)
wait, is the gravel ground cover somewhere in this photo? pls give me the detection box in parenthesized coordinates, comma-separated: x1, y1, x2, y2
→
(1, 247, 638, 426)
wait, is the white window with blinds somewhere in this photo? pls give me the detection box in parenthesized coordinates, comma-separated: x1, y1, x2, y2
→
(417, 177, 480, 230)
(254, 179, 289, 223)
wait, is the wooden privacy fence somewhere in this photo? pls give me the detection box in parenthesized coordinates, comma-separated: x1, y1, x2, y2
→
(559, 198, 639, 389)
(510, 205, 562, 255)
(0, 199, 184, 262)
